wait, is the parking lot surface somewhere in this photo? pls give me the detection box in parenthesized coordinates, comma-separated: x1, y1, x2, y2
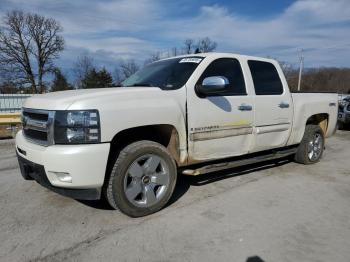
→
(1, 131, 350, 262)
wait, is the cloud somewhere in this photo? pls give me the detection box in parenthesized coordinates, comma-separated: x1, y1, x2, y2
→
(0, 0, 161, 72)
(0, 0, 161, 33)
(284, 0, 350, 24)
(68, 36, 155, 58)
(159, 0, 350, 67)
(0, 0, 349, 71)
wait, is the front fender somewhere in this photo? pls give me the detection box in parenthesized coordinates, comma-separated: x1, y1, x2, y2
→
(68, 88, 188, 158)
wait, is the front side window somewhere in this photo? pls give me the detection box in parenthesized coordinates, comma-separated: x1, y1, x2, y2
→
(248, 60, 283, 95)
(122, 57, 203, 90)
(196, 58, 246, 96)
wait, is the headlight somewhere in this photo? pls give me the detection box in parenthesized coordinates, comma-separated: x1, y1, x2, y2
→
(54, 110, 100, 144)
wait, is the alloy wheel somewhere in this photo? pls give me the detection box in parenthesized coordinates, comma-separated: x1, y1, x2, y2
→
(307, 132, 323, 161)
(123, 154, 170, 207)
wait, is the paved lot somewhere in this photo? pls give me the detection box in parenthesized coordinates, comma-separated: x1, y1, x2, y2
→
(1, 131, 350, 262)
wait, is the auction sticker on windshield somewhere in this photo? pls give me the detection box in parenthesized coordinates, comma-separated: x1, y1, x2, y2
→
(179, 58, 203, 63)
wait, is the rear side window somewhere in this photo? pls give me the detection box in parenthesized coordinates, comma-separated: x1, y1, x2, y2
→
(248, 60, 283, 95)
(197, 58, 246, 96)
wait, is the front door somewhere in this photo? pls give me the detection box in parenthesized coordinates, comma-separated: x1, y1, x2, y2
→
(187, 57, 254, 161)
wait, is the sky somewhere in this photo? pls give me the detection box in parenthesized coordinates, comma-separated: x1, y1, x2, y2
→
(0, 0, 350, 77)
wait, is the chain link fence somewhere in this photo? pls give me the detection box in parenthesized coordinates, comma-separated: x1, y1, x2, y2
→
(0, 94, 32, 138)
(0, 94, 32, 112)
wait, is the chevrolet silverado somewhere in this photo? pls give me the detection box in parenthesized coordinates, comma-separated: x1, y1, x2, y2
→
(16, 53, 338, 217)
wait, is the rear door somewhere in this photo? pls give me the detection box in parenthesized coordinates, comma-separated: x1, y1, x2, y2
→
(248, 60, 293, 152)
(187, 57, 254, 161)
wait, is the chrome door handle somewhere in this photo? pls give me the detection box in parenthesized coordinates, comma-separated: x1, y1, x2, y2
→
(279, 102, 290, 108)
(238, 103, 253, 111)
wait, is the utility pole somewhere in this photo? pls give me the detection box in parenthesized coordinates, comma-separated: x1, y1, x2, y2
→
(297, 49, 304, 91)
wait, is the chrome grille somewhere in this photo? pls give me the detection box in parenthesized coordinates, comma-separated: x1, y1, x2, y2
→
(22, 108, 55, 146)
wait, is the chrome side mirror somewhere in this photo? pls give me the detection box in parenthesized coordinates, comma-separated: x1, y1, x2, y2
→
(197, 76, 229, 95)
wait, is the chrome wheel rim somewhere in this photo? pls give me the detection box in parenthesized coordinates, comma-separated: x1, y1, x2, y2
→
(307, 132, 323, 161)
(124, 154, 170, 208)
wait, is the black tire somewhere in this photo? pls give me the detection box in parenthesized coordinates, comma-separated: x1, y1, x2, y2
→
(105, 140, 177, 217)
(337, 121, 344, 130)
(294, 124, 325, 165)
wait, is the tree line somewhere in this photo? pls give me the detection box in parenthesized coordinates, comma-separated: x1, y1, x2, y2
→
(1, 10, 349, 94)
(280, 63, 350, 94)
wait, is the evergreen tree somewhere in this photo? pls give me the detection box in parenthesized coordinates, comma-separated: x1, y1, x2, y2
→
(81, 68, 113, 89)
(97, 68, 113, 88)
(51, 68, 72, 92)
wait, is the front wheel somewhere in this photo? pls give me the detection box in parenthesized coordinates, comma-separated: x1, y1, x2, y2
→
(105, 140, 177, 217)
(294, 124, 325, 164)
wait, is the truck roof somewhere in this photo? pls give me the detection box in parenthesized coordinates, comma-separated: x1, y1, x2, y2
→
(159, 52, 278, 64)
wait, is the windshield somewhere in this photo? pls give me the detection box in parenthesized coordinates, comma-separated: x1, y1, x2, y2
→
(122, 57, 203, 90)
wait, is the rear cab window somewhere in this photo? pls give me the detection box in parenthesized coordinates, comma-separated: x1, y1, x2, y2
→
(248, 60, 284, 95)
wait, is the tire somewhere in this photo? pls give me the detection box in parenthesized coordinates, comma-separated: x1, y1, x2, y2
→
(105, 140, 177, 217)
(294, 124, 325, 165)
(337, 121, 344, 130)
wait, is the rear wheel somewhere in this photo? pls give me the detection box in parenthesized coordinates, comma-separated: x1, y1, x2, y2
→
(337, 121, 344, 130)
(105, 140, 177, 217)
(294, 125, 325, 164)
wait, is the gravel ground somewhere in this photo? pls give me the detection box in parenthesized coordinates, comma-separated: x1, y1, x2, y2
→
(0, 131, 350, 262)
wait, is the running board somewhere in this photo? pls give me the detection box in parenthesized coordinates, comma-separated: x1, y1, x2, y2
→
(182, 147, 297, 176)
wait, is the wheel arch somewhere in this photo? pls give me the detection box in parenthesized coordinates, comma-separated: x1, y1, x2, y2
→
(306, 113, 329, 135)
(288, 112, 329, 146)
(102, 124, 182, 200)
(106, 124, 182, 171)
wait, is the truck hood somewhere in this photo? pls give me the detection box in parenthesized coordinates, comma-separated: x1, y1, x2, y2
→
(23, 87, 165, 110)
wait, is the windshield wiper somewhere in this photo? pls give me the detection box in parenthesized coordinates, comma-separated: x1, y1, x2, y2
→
(130, 82, 154, 87)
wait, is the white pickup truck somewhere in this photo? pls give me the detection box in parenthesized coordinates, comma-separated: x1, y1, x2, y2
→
(16, 53, 338, 217)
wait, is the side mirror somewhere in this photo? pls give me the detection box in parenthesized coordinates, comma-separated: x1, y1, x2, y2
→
(197, 76, 229, 96)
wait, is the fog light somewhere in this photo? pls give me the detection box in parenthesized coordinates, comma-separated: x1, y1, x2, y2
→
(49, 171, 72, 183)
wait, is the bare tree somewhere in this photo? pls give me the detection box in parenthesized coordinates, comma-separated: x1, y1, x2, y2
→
(119, 59, 139, 79)
(171, 47, 178, 57)
(278, 61, 298, 90)
(0, 10, 64, 93)
(74, 55, 94, 88)
(0, 80, 19, 94)
(0, 11, 35, 91)
(279, 61, 295, 77)
(112, 67, 123, 86)
(144, 52, 161, 66)
(278, 66, 350, 93)
(27, 13, 64, 93)
(183, 39, 195, 54)
(143, 37, 219, 68)
(196, 37, 217, 53)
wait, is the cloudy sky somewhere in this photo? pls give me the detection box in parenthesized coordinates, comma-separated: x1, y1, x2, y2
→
(1, 0, 349, 75)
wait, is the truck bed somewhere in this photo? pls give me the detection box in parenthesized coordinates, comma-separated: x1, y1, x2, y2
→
(288, 92, 338, 145)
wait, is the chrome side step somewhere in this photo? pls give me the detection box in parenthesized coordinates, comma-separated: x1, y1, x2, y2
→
(182, 147, 297, 176)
